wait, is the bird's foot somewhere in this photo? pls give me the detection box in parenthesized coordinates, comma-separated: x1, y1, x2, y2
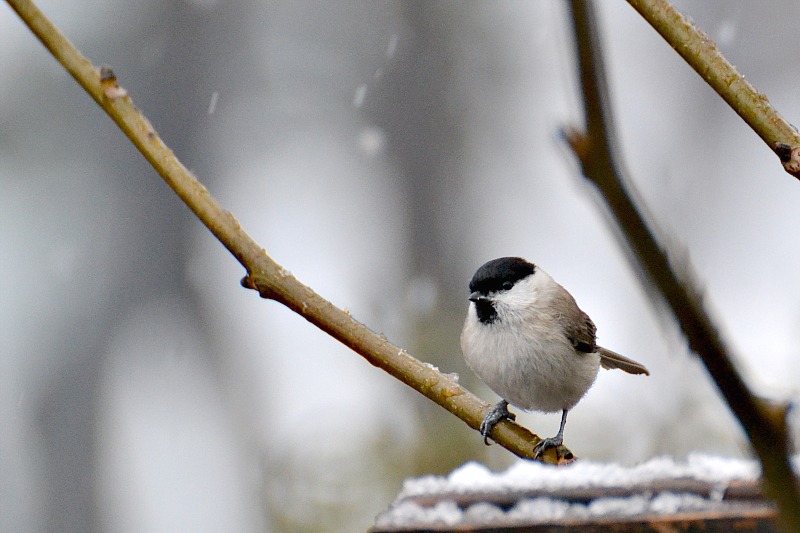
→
(532, 435, 564, 460)
(480, 400, 516, 445)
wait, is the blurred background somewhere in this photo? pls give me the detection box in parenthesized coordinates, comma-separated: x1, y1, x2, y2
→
(2, 1, 800, 531)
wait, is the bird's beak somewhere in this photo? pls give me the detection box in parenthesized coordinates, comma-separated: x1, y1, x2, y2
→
(469, 291, 487, 303)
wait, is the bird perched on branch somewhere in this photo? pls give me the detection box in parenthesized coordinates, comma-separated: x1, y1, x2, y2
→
(460, 257, 649, 459)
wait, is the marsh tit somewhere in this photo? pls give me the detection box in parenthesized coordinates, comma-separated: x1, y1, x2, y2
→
(460, 257, 649, 459)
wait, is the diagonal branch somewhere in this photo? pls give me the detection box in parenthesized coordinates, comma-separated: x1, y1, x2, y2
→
(625, 0, 800, 180)
(5, 0, 567, 463)
(565, 1, 800, 530)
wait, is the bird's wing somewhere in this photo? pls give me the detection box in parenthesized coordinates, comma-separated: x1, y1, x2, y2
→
(597, 346, 650, 375)
(554, 284, 649, 376)
(560, 304, 598, 355)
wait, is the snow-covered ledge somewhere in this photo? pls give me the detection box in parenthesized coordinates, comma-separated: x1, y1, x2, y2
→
(372, 455, 788, 532)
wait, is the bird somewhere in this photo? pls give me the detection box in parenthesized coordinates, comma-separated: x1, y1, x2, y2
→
(460, 257, 649, 459)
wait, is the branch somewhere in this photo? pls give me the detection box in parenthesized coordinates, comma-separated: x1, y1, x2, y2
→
(4, 0, 572, 463)
(625, 0, 800, 180)
(566, 1, 800, 530)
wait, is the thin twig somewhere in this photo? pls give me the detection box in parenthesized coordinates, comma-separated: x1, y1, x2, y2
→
(565, 1, 800, 530)
(625, 0, 800, 180)
(4, 0, 567, 463)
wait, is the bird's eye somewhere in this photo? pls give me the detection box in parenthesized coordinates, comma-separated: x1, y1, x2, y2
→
(502, 281, 513, 290)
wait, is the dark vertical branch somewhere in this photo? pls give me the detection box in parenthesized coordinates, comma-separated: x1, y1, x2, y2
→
(564, 1, 799, 530)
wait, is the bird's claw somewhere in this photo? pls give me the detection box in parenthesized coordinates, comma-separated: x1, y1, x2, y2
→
(479, 400, 515, 445)
(532, 436, 563, 460)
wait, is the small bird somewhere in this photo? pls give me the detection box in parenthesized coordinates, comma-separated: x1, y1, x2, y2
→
(460, 257, 649, 459)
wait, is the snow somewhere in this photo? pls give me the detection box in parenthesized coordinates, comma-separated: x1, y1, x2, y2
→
(207, 92, 219, 115)
(386, 34, 398, 59)
(461, 501, 505, 523)
(374, 494, 738, 530)
(506, 498, 570, 521)
(374, 454, 773, 530)
(352, 83, 368, 108)
(398, 454, 760, 499)
(377, 501, 462, 529)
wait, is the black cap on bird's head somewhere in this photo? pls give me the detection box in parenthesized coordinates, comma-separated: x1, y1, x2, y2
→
(468, 257, 536, 323)
(468, 257, 536, 297)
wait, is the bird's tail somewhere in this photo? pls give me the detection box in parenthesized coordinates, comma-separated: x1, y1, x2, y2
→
(597, 346, 650, 375)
